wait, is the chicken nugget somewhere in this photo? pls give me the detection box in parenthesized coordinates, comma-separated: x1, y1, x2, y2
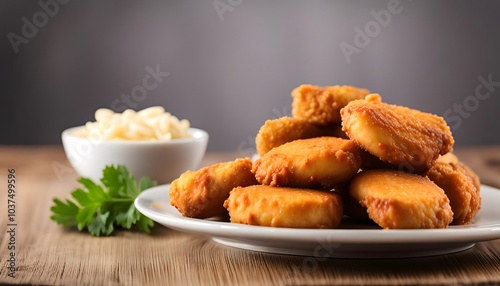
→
(170, 158, 258, 218)
(350, 170, 453, 229)
(427, 162, 481, 225)
(252, 137, 362, 189)
(456, 162, 481, 192)
(341, 94, 454, 174)
(255, 117, 341, 156)
(291, 84, 370, 125)
(224, 185, 343, 228)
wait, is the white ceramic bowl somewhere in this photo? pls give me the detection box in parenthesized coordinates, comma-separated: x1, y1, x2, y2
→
(61, 126, 208, 184)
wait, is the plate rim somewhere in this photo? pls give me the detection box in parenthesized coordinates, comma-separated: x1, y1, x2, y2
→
(135, 184, 500, 245)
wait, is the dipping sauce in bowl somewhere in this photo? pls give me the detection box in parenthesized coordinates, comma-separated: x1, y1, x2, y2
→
(62, 107, 208, 184)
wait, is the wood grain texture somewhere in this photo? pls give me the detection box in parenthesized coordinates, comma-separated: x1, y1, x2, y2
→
(0, 146, 499, 285)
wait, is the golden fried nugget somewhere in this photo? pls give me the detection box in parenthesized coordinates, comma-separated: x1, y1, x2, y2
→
(456, 162, 481, 192)
(255, 117, 340, 156)
(291, 84, 370, 125)
(350, 170, 453, 229)
(341, 94, 454, 174)
(224, 185, 343, 228)
(252, 137, 362, 189)
(169, 158, 258, 218)
(427, 162, 481, 225)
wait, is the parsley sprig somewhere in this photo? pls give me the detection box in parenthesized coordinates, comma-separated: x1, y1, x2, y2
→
(50, 165, 156, 236)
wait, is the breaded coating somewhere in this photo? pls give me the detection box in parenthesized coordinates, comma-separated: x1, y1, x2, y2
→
(170, 158, 258, 218)
(456, 162, 481, 192)
(255, 116, 340, 156)
(341, 94, 454, 174)
(224, 185, 343, 228)
(350, 170, 453, 229)
(291, 84, 370, 125)
(252, 137, 362, 189)
(427, 162, 481, 225)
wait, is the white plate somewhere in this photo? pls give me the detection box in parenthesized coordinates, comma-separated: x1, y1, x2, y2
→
(135, 184, 500, 258)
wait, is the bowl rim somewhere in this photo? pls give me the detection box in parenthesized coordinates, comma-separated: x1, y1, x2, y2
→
(62, 126, 208, 146)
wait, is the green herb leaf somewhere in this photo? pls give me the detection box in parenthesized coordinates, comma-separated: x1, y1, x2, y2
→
(50, 165, 156, 236)
(50, 198, 79, 227)
(136, 213, 155, 233)
(88, 211, 114, 236)
(101, 165, 139, 198)
(115, 203, 140, 229)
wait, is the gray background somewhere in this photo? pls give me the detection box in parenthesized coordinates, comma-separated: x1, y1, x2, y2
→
(1, 0, 500, 152)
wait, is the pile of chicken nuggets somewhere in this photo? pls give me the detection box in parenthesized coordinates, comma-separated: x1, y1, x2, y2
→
(169, 84, 481, 229)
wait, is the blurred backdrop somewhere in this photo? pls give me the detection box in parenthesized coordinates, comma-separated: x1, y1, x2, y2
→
(1, 0, 500, 152)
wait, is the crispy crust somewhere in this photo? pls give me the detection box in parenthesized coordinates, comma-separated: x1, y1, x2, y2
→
(255, 117, 342, 156)
(456, 162, 481, 192)
(426, 161, 481, 225)
(224, 185, 343, 228)
(350, 170, 453, 229)
(341, 94, 454, 174)
(252, 137, 362, 189)
(291, 84, 370, 125)
(169, 158, 258, 218)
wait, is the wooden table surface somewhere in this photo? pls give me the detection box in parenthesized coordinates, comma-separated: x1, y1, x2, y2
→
(1, 145, 500, 285)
